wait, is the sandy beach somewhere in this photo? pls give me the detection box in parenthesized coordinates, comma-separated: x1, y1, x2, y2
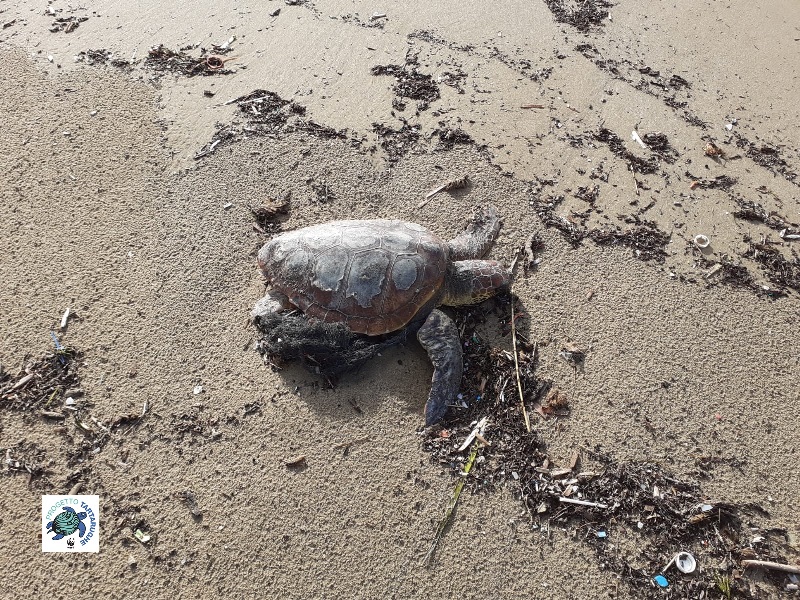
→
(1, 1, 799, 598)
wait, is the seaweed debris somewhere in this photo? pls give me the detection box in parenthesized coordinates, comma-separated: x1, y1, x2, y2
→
(76, 49, 132, 69)
(744, 240, 800, 293)
(145, 44, 235, 77)
(195, 90, 345, 159)
(688, 173, 737, 190)
(733, 134, 798, 185)
(371, 63, 440, 111)
(543, 0, 613, 32)
(593, 128, 660, 175)
(530, 193, 587, 247)
(372, 120, 422, 163)
(589, 219, 671, 262)
(1, 344, 148, 475)
(435, 127, 474, 150)
(50, 16, 88, 34)
(422, 298, 792, 597)
(733, 198, 797, 234)
(250, 193, 291, 235)
(641, 132, 678, 163)
(0, 346, 81, 412)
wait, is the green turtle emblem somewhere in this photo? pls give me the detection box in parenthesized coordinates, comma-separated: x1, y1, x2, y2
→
(47, 506, 88, 540)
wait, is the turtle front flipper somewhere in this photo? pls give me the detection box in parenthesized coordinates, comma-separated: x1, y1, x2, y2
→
(447, 205, 502, 260)
(417, 309, 463, 426)
(77, 520, 87, 537)
(251, 290, 292, 325)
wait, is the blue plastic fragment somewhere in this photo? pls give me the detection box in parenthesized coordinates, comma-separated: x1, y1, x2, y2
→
(50, 331, 63, 350)
(596, 531, 607, 538)
(654, 575, 668, 588)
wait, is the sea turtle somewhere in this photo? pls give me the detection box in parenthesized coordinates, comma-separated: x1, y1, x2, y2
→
(47, 506, 88, 540)
(251, 206, 511, 426)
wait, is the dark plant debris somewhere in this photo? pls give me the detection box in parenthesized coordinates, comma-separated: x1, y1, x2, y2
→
(531, 193, 587, 247)
(589, 218, 671, 262)
(575, 44, 703, 128)
(488, 48, 554, 82)
(594, 128, 660, 175)
(439, 68, 467, 93)
(732, 198, 797, 233)
(688, 173, 737, 190)
(699, 256, 790, 299)
(50, 16, 88, 34)
(733, 134, 798, 185)
(309, 179, 336, 203)
(0, 346, 81, 412)
(743, 240, 800, 293)
(339, 13, 385, 29)
(77, 49, 132, 69)
(372, 120, 421, 163)
(575, 184, 600, 204)
(145, 44, 235, 77)
(1, 345, 149, 479)
(250, 193, 291, 235)
(195, 90, 345, 159)
(435, 127, 474, 150)
(543, 0, 612, 32)
(422, 298, 793, 598)
(523, 231, 545, 275)
(371, 63, 440, 111)
(641, 132, 678, 163)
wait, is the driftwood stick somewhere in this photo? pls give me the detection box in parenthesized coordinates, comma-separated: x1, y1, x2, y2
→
(741, 560, 800, 575)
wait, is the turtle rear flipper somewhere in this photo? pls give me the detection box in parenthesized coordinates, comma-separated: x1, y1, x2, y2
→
(52, 533, 66, 540)
(447, 205, 502, 260)
(417, 309, 463, 426)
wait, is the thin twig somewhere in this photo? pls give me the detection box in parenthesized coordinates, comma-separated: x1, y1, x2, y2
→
(508, 246, 530, 432)
(558, 497, 608, 509)
(741, 560, 800, 575)
(510, 293, 531, 433)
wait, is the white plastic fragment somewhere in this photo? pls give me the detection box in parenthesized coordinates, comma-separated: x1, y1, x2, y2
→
(60, 308, 70, 330)
(193, 385, 203, 395)
(134, 529, 151, 544)
(631, 130, 646, 149)
(693, 234, 710, 249)
(675, 552, 697, 574)
(458, 416, 488, 451)
(558, 497, 608, 509)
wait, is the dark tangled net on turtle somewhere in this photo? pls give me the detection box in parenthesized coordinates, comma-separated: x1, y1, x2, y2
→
(254, 313, 411, 378)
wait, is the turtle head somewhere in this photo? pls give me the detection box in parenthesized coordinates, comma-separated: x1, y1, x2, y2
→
(441, 260, 510, 306)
